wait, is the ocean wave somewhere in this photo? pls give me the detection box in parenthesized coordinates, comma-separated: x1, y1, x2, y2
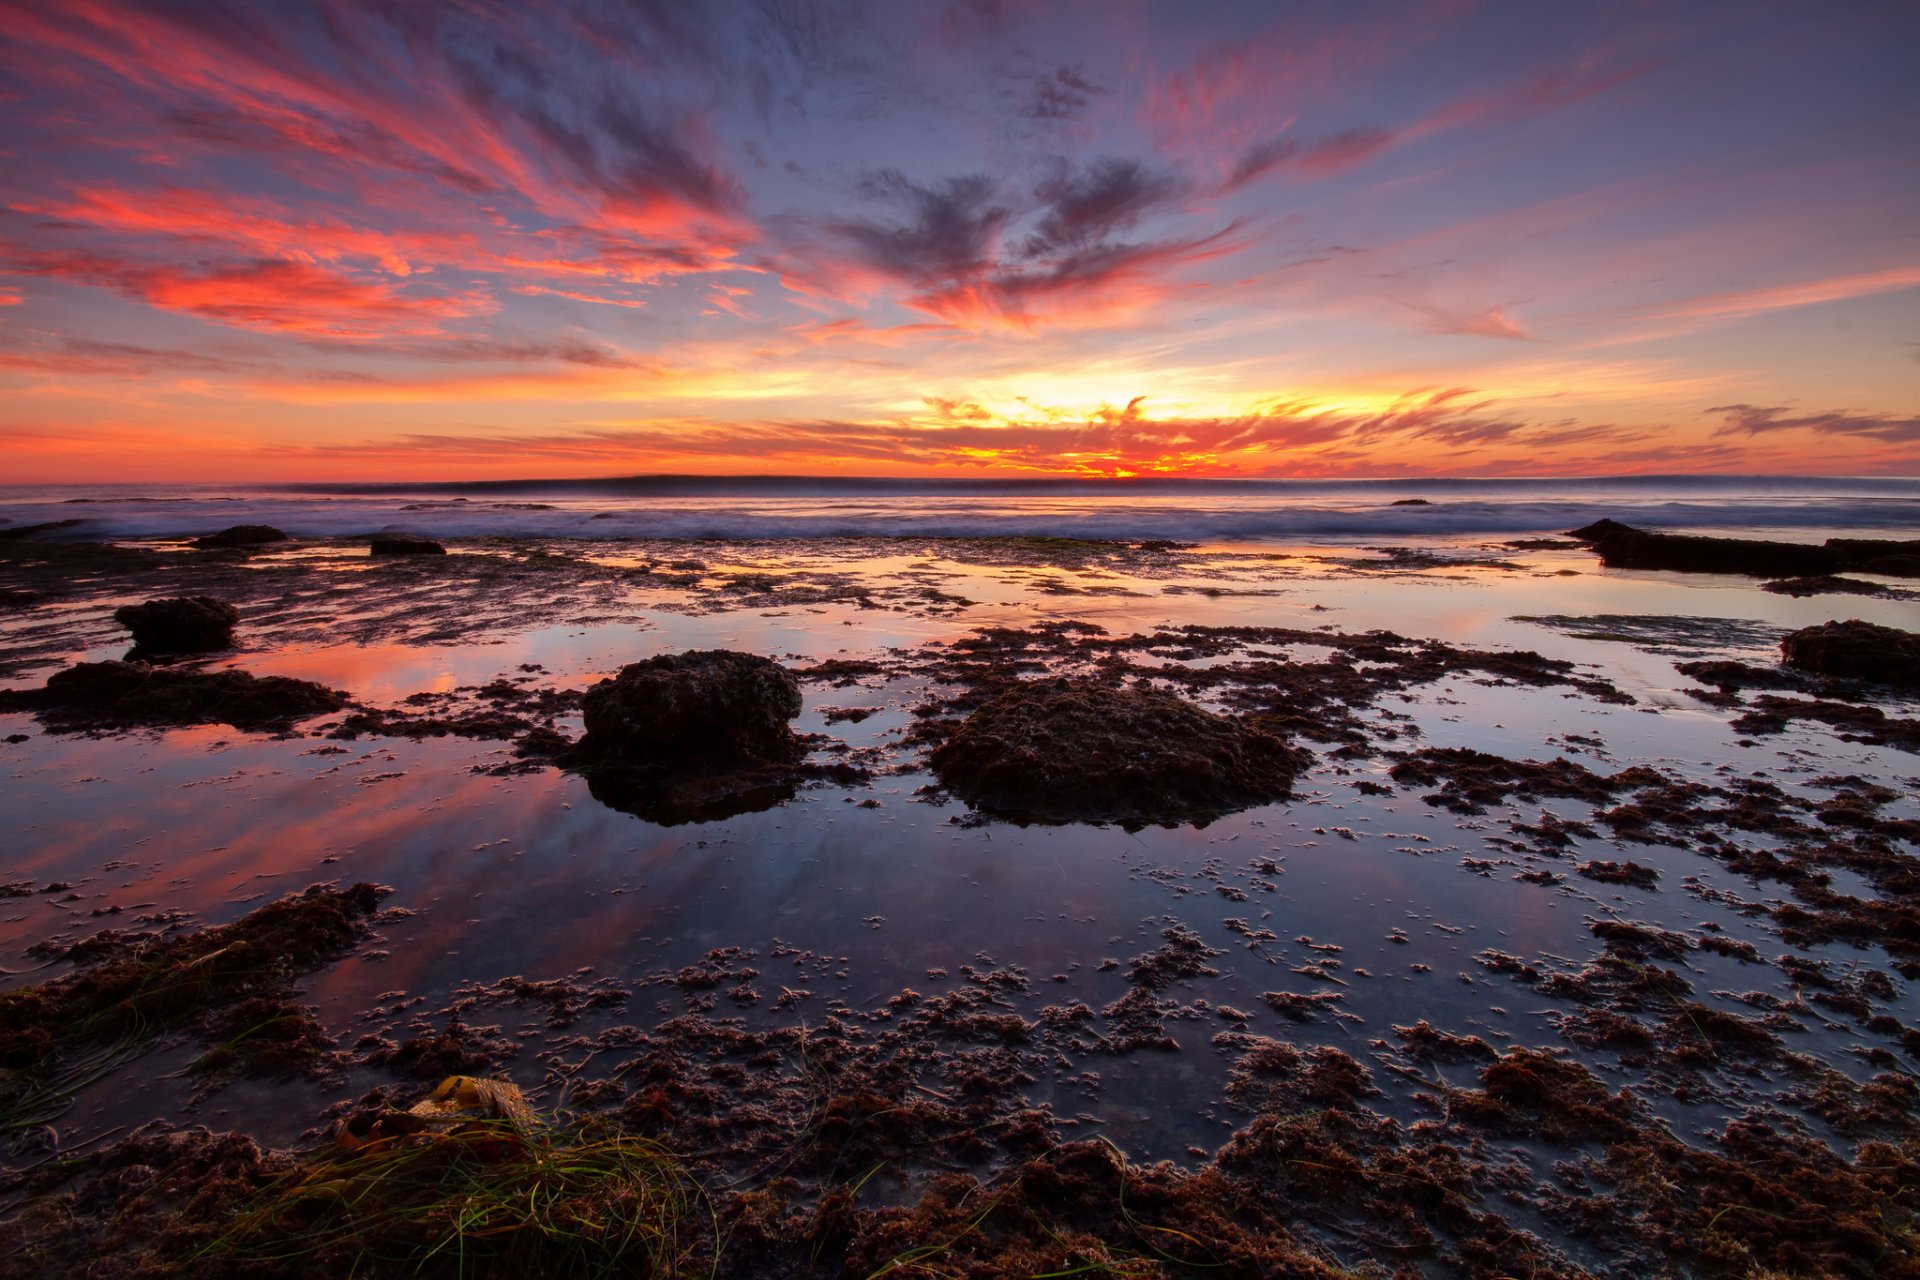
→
(2, 485, 1917, 543)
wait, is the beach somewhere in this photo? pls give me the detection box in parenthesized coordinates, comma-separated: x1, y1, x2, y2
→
(1, 478, 1916, 1276)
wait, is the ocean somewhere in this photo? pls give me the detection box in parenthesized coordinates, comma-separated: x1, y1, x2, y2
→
(5, 473, 1918, 543)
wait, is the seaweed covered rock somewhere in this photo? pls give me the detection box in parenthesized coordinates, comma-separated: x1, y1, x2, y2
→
(1781, 620, 1920, 688)
(1569, 520, 1920, 579)
(580, 649, 803, 769)
(192, 524, 288, 549)
(1824, 539, 1920, 577)
(0, 660, 347, 729)
(370, 534, 447, 555)
(113, 594, 239, 653)
(0, 882, 386, 1072)
(1762, 575, 1907, 598)
(1567, 519, 1839, 577)
(930, 679, 1305, 824)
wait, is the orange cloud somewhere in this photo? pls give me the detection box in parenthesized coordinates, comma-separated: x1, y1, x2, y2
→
(7, 249, 494, 337)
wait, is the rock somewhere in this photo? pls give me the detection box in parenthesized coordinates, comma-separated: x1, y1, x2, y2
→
(1566, 520, 1838, 577)
(0, 661, 347, 729)
(1389, 498, 1433, 506)
(1568, 520, 1920, 579)
(930, 679, 1306, 825)
(192, 524, 289, 549)
(580, 649, 803, 768)
(1781, 620, 1920, 689)
(1761, 576, 1908, 599)
(0, 588, 44, 609)
(1824, 540, 1920, 577)
(113, 596, 239, 653)
(369, 535, 447, 556)
(1861, 554, 1920, 578)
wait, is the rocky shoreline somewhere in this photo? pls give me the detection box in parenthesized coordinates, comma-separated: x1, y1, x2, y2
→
(2, 521, 1917, 1277)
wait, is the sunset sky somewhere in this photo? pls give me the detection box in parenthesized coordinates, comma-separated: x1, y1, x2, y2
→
(1, 0, 1916, 481)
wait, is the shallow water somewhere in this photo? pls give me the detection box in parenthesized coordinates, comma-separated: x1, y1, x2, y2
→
(4, 524, 1916, 1172)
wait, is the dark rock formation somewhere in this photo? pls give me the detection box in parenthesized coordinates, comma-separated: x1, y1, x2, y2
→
(580, 649, 804, 768)
(1781, 620, 1920, 689)
(1762, 575, 1909, 598)
(113, 595, 239, 653)
(1825, 540, 1920, 576)
(1389, 498, 1433, 506)
(0, 661, 347, 730)
(930, 678, 1305, 825)
(369, 535, 447, 556)
(1862, 554, 1920, 577)
(0, 588, 44, 609)
(1568, 520, 1920, 579)
(1566, 520, 1837, 576)
(192, 524, 289, 549)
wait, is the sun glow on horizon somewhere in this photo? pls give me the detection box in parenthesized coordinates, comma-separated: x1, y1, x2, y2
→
(0, 2, 1914, 482)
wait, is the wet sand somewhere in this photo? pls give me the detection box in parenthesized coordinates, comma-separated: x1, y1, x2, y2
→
(2, 529, 1917, 1277)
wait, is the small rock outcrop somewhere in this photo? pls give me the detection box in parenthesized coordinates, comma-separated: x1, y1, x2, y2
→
(192, 525, 289, 549)
(113, 596, 239, 653)
(580, 650, 804, 768)
(930, 679, 1306, 825)
(0, 661, 347, 729)
(370, 535, 447, 556)
(1781, 620, 1920, 688)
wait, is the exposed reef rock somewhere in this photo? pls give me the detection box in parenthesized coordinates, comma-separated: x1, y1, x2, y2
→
(930, 678, 1305, 825)
(580, 649, 804, 768)
(1781, 619, 1920, 689)
(1763, 575, 1915, 598)
(191, 524, 289, 549)
(569, 650, 824, 823)
(369, 535, 447, 556)
(113, 595, 239, 653)
(0, 660, 347, 730)
(1569, 519, 1920, 578)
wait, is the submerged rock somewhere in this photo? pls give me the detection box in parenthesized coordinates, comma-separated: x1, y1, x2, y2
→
(113, 595, 239, 653)
(0, 660, 347, 729)
(580, 649, 803, 768)
(930, 679, 1305, 825)
(192, 524, 289, 549)
(369, 535, 447, 556)
(1781, 620, 1920, 688)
